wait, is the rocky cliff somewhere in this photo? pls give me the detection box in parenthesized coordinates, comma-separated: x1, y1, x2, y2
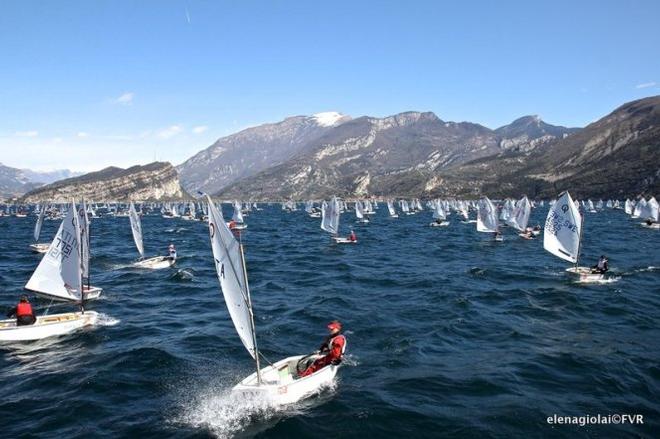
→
(214, 111, 575, 199)
(21, 162, 186, 202)
(177, 112, 351, 194)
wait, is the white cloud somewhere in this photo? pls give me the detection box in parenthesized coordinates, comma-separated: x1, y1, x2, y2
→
(77, 131, 89, 138)
(192, 125, 208, 134)
(114, 92, 134, 105)
(157, 125, 183, 139)
(15, 130, 39, 137)
(635, 82, 656, 89)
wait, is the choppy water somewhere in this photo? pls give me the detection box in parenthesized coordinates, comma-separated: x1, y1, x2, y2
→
(0, 206, 658, 438)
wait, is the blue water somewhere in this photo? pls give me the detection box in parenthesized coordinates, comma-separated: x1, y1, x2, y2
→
(0, 206, 658, 438)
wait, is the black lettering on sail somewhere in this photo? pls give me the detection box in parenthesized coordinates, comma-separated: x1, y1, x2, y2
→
(220, 262, 225, 278)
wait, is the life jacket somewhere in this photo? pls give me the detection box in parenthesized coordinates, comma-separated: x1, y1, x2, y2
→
(16, 302, 33, 317)
(328, 334, 347, 357)
(597, 259, 607, 269)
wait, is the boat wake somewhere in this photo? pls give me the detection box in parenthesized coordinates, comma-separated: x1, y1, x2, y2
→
(96, 313, 120, 326)
(172, 374, 339, 438)
(574, 276, 621, 285)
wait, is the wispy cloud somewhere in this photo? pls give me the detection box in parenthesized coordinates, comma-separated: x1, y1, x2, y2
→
(635, 82, 656, 89)
(157, 125, 183, 139)
(77, 131, 89, 138)
(192, 125, 208, 134)
(185, 6, 191, 24)
(113, 92, 134, 105)
(15, 130, 39, 137)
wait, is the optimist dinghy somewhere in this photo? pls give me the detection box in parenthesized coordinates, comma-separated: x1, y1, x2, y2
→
(321, 198, 357, 244)
(1, 201, 101, 341)
(205, 195, 340, 404)
(429, 200, 449, 227)
(477, 197, 502, 241)
(543, 191, 606, 283)
(25, 201, 102, 301)
(129, 202, 175, 269)
(30, 206, 50, 253)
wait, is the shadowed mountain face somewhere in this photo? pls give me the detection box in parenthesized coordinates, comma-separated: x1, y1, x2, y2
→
(212, 111, 577, 199)
(0, 163, 42, 198)
(21, 162, 186, 202)
(433, 96, 660, 199)
(177, 112, 351, 195)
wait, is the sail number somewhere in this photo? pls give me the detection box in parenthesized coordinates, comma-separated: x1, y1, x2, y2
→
(545, 210, 578, 235)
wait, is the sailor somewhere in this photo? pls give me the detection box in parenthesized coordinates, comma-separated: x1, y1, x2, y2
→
(168, 244, 177, 260)
(300, 321, 346, 377)
(434, 218, 444, 225)
(592, 255, 609, 274)
(349, 230, 357, 242)
(6, 295, 36, 326)
(228, 219, 237, 230)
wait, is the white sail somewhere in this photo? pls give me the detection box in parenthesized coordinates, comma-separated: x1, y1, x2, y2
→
(25, 201, 82, 301)
(507, 196, 531, 231)
(34, 205, 45, 242)
(641, 197, 659, 221)
(232, 201, 244, 223)
(206, 195, 257, 359)
(543, 191, 582, 263)
(355, 201, 365, 219)
(387, 200, 397, 217)
(432, 201, 446, 220)
(129, 202, 144, 258)
(78, 200, 91, 278)
(321, 198, 340, 235)
(477, 197, 498, 233)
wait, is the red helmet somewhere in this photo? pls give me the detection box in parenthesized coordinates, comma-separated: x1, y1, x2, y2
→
(327, 321, 342, 331)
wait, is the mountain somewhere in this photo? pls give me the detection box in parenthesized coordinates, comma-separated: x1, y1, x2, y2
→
(431, 95, 660, 199)
(21, 168, 84, 184)
(214, 111, 575, 199)
(21, 162, 186, 202)
(0, 163, 43, 199)
(177, 112, 351, 194)
(495, 115, 580, 152)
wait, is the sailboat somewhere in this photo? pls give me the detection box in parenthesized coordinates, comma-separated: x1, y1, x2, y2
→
(639, 197, 659, 229)
(29, 205, 50, 253)
(1, 201, 100, 341)
(230, 201, 248, 230)
(355, 201, 369, 223)
(543, 191, 605, 282)
(477, 197, 502, 241)
(25, 201, 102, 301)
(205, 195, 341, 404)
(429, 200, 449, 226)
(77, 200, 103, 298)
(321, 198, 355, 243)
(506, 196, 533, 239)
(129, 202, 176, 269)
(387, 200, 398, 218)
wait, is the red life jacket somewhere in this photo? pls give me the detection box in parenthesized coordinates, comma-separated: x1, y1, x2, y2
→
(328, 334, 347, 360)
(16, 302, 33, 317)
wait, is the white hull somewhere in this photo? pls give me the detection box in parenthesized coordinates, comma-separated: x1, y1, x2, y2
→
(308, 212, 321, 218)
(518, 233, 534, 240)
(133, 256, 175, 270)
(389, 214, 399, 218)
(30, 243, 50, 253)
(332, 237, 357, 244)
(232, 355, 339, 405)
(356, 219, 369, 223)
(566, 266, 605, 283)
(0, 311, 98, 341)
(429, 221, 449, 227)
(229, 223, 248, 230)
(640, 222, 660, 229)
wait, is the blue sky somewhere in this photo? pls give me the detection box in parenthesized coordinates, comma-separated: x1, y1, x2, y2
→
(1, 0, 658, 171)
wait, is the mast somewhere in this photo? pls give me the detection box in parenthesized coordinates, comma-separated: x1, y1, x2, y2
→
(238, 232, 261, 385)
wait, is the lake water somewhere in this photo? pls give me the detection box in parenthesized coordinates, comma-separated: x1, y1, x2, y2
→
(0, 205, 658, 438)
